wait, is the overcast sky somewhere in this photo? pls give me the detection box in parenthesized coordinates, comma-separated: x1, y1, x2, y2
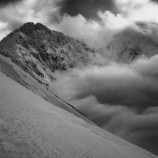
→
(1, 0, 158, 156)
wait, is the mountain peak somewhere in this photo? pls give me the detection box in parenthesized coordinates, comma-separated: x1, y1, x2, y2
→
(19, 22, 35, 35)
(21, 22, 35, 27)
(0, 22, 94, 85)
(19, 22, 51, 35)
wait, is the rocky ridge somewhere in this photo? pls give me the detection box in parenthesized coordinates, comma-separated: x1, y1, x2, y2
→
(0, 22, 94, 85)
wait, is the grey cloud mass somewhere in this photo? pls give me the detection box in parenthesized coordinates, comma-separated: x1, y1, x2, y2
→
(57, 0, 119, 20)
(151, 0, 158, 3)
(0, 0, 23, 6)
(52, 53, 158, 155)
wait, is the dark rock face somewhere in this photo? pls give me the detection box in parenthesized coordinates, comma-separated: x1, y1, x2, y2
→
(0, 22, 94, 84)
(0, 46, 10, 58)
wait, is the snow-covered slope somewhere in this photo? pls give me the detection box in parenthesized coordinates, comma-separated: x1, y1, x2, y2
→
(0, 72, 157, 158)
(0, 54, 91, 123)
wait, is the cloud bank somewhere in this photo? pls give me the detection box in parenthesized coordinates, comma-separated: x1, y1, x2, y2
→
(1, 0, 158, 47)
(57, 0, 118, 20)
(52, 55, 158, 155)
(0, 0, 23, 6)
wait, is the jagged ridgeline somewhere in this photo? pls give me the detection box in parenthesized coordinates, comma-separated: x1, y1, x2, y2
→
(0, 22, 94, 84)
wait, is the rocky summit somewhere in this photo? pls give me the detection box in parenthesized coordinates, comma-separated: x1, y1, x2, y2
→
(0, 22, 94, 85)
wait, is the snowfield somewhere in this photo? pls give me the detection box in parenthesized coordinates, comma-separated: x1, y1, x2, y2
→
(0, 72, 157, 158)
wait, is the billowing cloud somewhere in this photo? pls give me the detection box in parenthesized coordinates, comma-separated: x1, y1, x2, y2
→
(0, 0, 23, 7)
(53, 11, 132, 50)
(150, 0, 158, 3)
(0, 0, 58, 39)
(115, 0, 158, 23)
(57, 0, 118, 20)
(53, 0, 158, 50)
(1, 0, 158, 48)
(53, 55, 158, 111)
(52, 55, 158, 155)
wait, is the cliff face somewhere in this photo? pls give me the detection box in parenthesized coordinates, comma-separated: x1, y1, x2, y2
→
(0, 22, 94, 84)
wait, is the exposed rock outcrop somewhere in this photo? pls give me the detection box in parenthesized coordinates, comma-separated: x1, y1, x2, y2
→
(0, 22, 94, 84)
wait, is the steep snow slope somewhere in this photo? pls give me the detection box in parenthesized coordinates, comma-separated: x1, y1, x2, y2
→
(0, 72, 157, 158)
(0, 54, 90, 122)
